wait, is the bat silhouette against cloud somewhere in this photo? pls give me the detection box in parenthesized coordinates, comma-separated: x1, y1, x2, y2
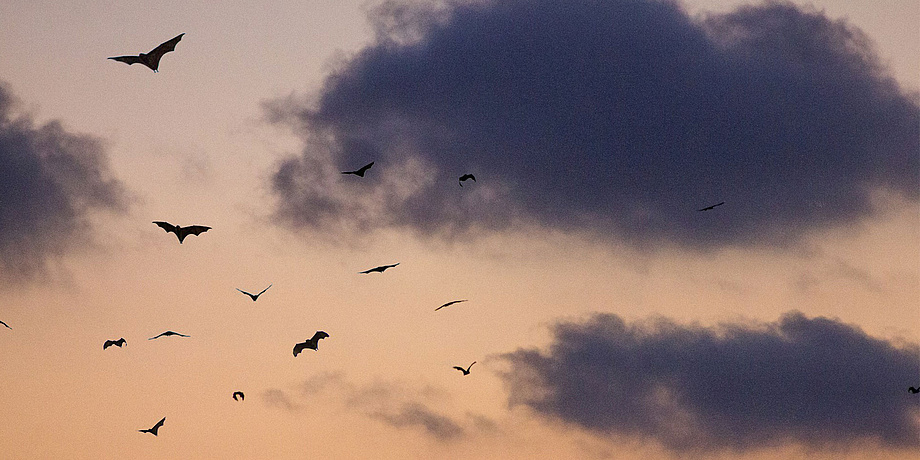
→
(109, 34, 184, 73)
(103, 338, 126, 349)
(237, 284, 272, 301)
(909, 387, 919, 394)
(153, 221, 211, 244)
(342, 162, 374, 177)
(697, 202, 725, 212)
(138, 417, 166, 436)
(359, 263, 399, 274)
(458, 174, 476, 186)
(293, 331, 329, 356)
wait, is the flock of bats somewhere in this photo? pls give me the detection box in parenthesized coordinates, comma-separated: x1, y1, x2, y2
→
(3, 33, 914, 438)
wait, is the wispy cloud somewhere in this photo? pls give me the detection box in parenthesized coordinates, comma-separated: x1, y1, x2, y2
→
(267, 0, 918, 250)
(498, 311, 920, 452)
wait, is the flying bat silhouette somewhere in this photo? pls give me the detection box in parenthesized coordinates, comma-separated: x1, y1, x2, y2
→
(0, 320, 10, 330)
(909, 387, 920, 394)
(359, 263, 400, 274)
(148, 330, 190, 340)
(342, 162, 374, 177)
(453, 362, 476, 376)
(293, 331, 329, 356)
(109, 34, 184, 73)
(232, 391, 245, 401)
(459, 174, 476, 186)
(153, 221, 211, 244)
(139, 417, 166, 436)
(435, 300, 468, 311)
(103, 338, 126, 349)
(697, 201, 725, 212)
(237, 284, 272, 301)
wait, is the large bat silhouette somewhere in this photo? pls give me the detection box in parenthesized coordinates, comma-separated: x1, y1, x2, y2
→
(359, 263, 399, 274)
(139, 417, 166, 436)
(153, 221, 211, 244)
(293, 331, 329, 356)
(237, 284, 272, 301)
(148, 330, 190, 340)
(342, 162, 374, 177)
(459, 174, 476, 186)
(453, 361, 476, 375)
(103, 338, 126, 349)
(435, 299, 468, 311)
(109, 34, 184, 73)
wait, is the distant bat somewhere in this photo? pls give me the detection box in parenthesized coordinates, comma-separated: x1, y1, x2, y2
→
(148, 330, 190, 340)
(359, 263, 400, 274)
(103, 338, 126, 349)
(910, 387, 920, 394)
(435, 300, 468, 311)
(293, 331, 329, 356)
(459, 174, 476, 186)
(342, 162, 374, 177)
(237, 284, 272, 301)
(138, 417, 166, 436)
(109, 34, 184, 73)
(232, 391, 245, 401)
(153, 221, 211, 244)
(697, 202, 725, 212)
(453, 361, 476, 376)
(0, 320, 10, 330)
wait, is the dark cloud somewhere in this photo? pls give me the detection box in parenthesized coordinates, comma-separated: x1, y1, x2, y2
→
(368, 401, 465, 440)
(0, 83, 127, 281)
(268, 0, 919, 249)
(498, 311, 920, 452)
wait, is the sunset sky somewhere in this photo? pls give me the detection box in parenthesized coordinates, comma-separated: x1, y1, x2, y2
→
(0, 0, 918, 458)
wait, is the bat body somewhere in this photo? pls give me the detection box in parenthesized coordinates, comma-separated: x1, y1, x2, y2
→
(148, 330, 190, 340)
(697, 201, 725, 212)
(459, 174, 476, 186)
(910, 387, 920, 394)
(139, 417, 166, 436)
(237, 284, 272, 301)
(0, 320, 10, 330)
(359, 263, 399, 274)
(109, 34, 184, 73)
(293, 331, 329, 356)
(232, 391, 245, 401)
(342, 162, 374, 177)
(153, 221, 211, 244)
(453, 361, 476, 376)
(435, 300, 468, 311)
(103, 338, 126, 349)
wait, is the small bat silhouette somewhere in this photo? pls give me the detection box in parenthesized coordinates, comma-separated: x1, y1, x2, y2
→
(103, 338, 126, 349)
(153, 221, 211, 244)
(109, 34, 184, 73)
(697, 202, 725, 212)
(148, 331, 190, 340)
(232, 391, 245, 401)
(139, 417, 166, 436)
(909, 387, 920, 394)
(0, 320, 10, 330)
(342, 162, 374, 177)
(459, 174, 476, 186)
(453, 361, 476, 376)
(293, 331, 329, 356)
(359, 263, 400, 274)
(435, 300, 468, 311)
(237, 284, 272, 301)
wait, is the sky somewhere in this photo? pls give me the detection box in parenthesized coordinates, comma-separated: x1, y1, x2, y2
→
(0, 0, 918, 458)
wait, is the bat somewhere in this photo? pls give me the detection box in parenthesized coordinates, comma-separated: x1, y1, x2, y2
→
(148, 330, 190, 340)
(0, 320, 10, 330)
(103, 338, 126, 349)
(910, 387, 920, 394)
(453, 361, 476, 376)
(237, 284, 272, 301)
(459, 174, 476, 186)
(139, 417, 166, 436)
(342, 162, 374, 177)
(359, 263, 399, 274)
(293, 331, 329, 356)
(153, 221, 211, 244)
(435, 300, 468, 311)
(232, 391, 245, 401)
(109, 34, 184, 73)
(697, 201, 725, 212)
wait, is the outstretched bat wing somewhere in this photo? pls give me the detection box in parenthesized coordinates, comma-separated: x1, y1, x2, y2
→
(146, 34, 184, 69)
(293, 342, 307, 356)
(311, 331, 330, 342)
(178, 225, 211, 238)
(109, 55, 144, 65)
(153, 221, 178, 234)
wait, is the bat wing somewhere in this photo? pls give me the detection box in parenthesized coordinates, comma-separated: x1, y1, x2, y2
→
(153, 221, 178, 234)
(146, 33, 184, 68)
(310, 331, 329, 342)
(293, 342, 306, 356)
(153, 417, 166, 430)
(0, 320, 10, 329)
(103, 340, 114, 349)
(453, 366, 465, 371)
(109, 55, 144, 65)
(179, 225, 211, 237)
(148, 332, 164, 340)
(257, 284, 273, 296)
(237, 288, 254, 297)
(358, 162, 374, 174)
